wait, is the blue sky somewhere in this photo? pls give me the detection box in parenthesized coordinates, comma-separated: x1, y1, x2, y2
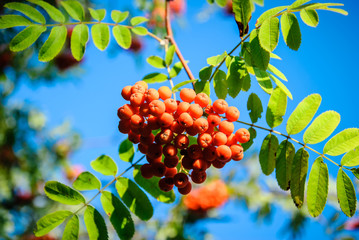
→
(9, 0, 359, 239)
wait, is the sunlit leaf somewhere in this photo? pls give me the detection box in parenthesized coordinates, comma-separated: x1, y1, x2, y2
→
(337, 168, 356, 217)
(44, 181, 85, 205)
(39, 26, 67, 62)
(213, 70, 228, 99)
(254, 68, 272, 94)
(341, 148, 359, 167)
(119, 139, 134, 163)
(90, 155, 118, 176)
(111, 10, 129, 23)
(300, 9, 319, 27)
(73, 171, 101, 191)
(290, 147, 309, 208)
(143, 72, 168, 83)
(62, 215, 79, 240)
(91, 24, 110, 51)
(256, 6, 287, 27)
(10, 25, 46, 52)
(113, 25, 131, 49)
(259, 134, 279, 175)
(247, 93, 263, 123)
(324, 128, 359, 156)
(259, 17, 280, 52)
(84, 205, 108, 240)
(71, 24, 89, 61)
(89, 8, 106, 21)
(130, 16, 148, 26)
(276, 140, 295, 191)
(34, 211, 72, 237)
(60, 0, 84, 21)
(250, 29, 270, 70)
(0, 15, 32, 29)
(5, 2, 45, 24)
(266, 87, 287, 128)
(147, 56, 166, 69)
(28, 0, 65, 23)
(281, 12, 301, 51)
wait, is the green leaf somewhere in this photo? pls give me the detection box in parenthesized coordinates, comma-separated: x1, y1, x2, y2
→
(0, 15, 32, 29)
(300, 9, 319, 27)
(242, 127, 256, 151)
(194, 80, 210, 96)
(91, 155, 118, 176)
(39, 26, 67, 62)
(111, 10, 129, 23)
(267, 64, 287, 81)
(290, 0, 311, 9)
(215, 0, 227, 7)
(322, 7, 348, 16)
(73, 171, 101, 191)
(27, 0, 65, 23)
(60, 0, 84, 21)
(250, 29, 270, 70)
(207, 52, 227, 66)
(165, 45, 176, 67)
(89, 8, 106, 22)
(303, 111, 341, 144)
(270, 52, 282, 60)
(232, 0, 252, 31)
(113, 25, 132, 49)
(241, 71, 251, 91)
(172, 80, 197, 92)
(130, 16, 148, 26)
(133, 166, 175, 203)
(324, 128, 359, 156)
(91, 24, 110, 51)
(44, 181, 85, 205)
(247, 93, 263, 123)
(227, 57, 249, 98)
(71, 24, 89, 61)
(116, 177, 153, 221)
(84, 205, 108, 240)
(307, 157, 328, 217)
(269, 74, 293, 100)
(337, 168, 356, 217)
(276, 140, 295, 191)
(252, 0, 264, 6)
(147, 56, 166, 69)
(119, 139, 134, 163)
(286, 94, 321, 135)
(341, 148, 359, 167)
(131, 26, 148, 36)
(256, 6, 287, 27)
(258, 17, 280, 52)
(169, 62, 184, 78)
(290, 147, 309, 208)
(259, 134, 279, 175)
(62, 215, 79, 240)
(199, 66, 213, 81)
(5, 2, 45, 24)
(34, 211, 72, 237)
(143, 72, 168, 83)
(281, 12, 301, 51)
(213, 70, 228, 99)
(101, 191, 135, 240)
(351, 168, 359, 180)
(254, 68, 272, 94)
(266, 87, 287, 128)
(10, 25, 46, 52)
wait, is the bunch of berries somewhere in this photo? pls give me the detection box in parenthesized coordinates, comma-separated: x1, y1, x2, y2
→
(117, 81, 250, 195)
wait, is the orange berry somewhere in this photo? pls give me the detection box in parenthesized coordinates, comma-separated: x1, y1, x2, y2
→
(212, 132, 227, 146)
(164, 98, 178, 113)
(178, 112, 193, 128)
(188, 103, 203, 118)
(145, 88, 160, 102)
(165, 167, 177, 177)
(180, 88, 196, 102)
(147, 143, 163, 159)
(130, 93, 145, 107)
(128, 131, 140, 144)
(176, 101, 190, 115)
(182, 156, 193, 169)
(157, 129, 173, 144)
(186, 125, 198, 136)
(192, 159, 207, 172)
(139, 103, 150, 117)
(152, 162, 167, 177)
(158, 112, 174, 127)
(187, 144, 203, 160)
(131, 83, 146, 94)
(135, 81, 148, 90)
(118, 119, 131, 134)
(226, 134, 237, 146)
(130, 124, 141, 134)
(149, 100, 166, 116)
(207, 114, 221, 127)
(139, 123, 152, 136)
(205, 125, 215, 134)
(205, 105, 214, 114)
(226, 106, 240, 122)
(191, 170, 206, 184)
(140, 133, 155, 145)
(203, 146, 217, 162)
(158, 86, 172, 100)
(213, 99, 228, 114)
(164, 156, 179, 168)
(219, 120, 234, 136)
(121, 86, 132, 100)
(159, 177, 174, 192)
(174, 134, 189, 149)
(130, 114, 144, 128)
(230, 144, 244, 161)
(163, 144, 178, 158)
(194, 92, 210, 108)
(147, 115, 160, 130)
(178, 181, 192, 195)
(140, 164, 153, 179)
(193, 118, 209, 134)
(215, 145, 232, 162)
(117, 104, 135, 120)
(235, 128, 250, 143)
(170, 120, 185, 134)
(212, 159, 226, 169)
(138, 143, 149, 154)
(197, 133, 212, 148)
(174, 173, 189, 188)
(146, 155, 162, 164)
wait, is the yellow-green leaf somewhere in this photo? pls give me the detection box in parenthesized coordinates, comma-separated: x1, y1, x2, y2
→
(113, 25, 132, 49)
(91, 24, 110, 51)
(281, 12, 301, 51)
(39, 26, 67, 62)
(337, 168, 356, 217)
(300, 9, 319, 27)
(10, 25, 46, 52)
(324, 128, 359, 156)
(259, 17, 280, 52)
(71, 24, 89, 61)
(5, 2, 45, 24)
(276, 140, 295, 191)
(290, 147, 309, 208)
(34, 211, 72, 237)
(341, 148, 359, 167)
(259, 134, 279, 175)
(266, 87, 287, 128)
(61, 0, 84, 21)
(27, 0, 65, 23)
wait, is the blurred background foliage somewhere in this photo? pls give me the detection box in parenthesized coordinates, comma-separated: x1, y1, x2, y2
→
(1, 0, 359, 239)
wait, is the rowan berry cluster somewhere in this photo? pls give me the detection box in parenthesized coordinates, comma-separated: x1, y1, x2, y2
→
(117, 81, 250, 195)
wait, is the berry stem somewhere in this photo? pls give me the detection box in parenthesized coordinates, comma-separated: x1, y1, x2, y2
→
(72, 155, 145, 216)
(164, 0, 196, 84)
(235, 119, 350, 171)
(164, 43, 177, 101)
